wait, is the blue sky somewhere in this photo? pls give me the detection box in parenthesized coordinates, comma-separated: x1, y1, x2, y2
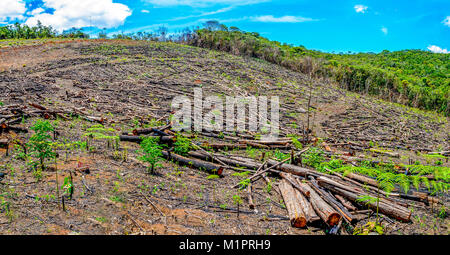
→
(1, 0, 449, 53)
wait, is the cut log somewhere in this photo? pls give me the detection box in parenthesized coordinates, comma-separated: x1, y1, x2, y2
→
(247, 182, 255, 210)
(4, 125, 28, 133)
(369, 148, 400, 158)
(0, 139, 8, 148)
(334, 194, 357, 211)
(161, 151, 224, 175)
(278, 179, 307, 228)
(317, 178, 412, 222)
(133, 127, 170, 137)
(279, 172, 310, 197)
(119, 135, 175, 145)
(342, 171, 379, 188)
(428, 151, 450, 157)
(239, 139, 292, 146)
(308, 177, 357, 224)
(267, 159, 324, 178)
(324, 168, 426, 205)
(281, 173, 320, 224)
(75, 166, 90, 174)
(201, 142, 248, 150)
(188, 151, 260, 170)
(294, 186, 321, 224)
(83, 116, 105, 124)
(294, 179, 341, 226)
(201, 131, 240, 141)
(239, 140, 270, 149)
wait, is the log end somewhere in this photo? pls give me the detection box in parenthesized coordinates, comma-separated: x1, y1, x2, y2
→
(327, 213, 341, 227)
(291, 217, 307, 228)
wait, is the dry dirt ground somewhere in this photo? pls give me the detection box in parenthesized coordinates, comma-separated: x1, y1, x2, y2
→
(0, 39, 448, 235)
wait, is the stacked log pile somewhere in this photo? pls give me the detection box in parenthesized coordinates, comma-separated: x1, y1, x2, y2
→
(115, 127, 446, 234)
(2, 100, 443, 234)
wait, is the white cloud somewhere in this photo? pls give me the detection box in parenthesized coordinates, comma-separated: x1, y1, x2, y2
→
(443, 16, 450, 27)
(0, 0, 26, 21)
(427, 45, 449, 54)
(30, 8, 45, 16)
(25, 0, 132, 32)
(381, 27, 388, 35)
(251, 15, 316, 23)
(169, 6, 234, 21)
(141, 10, 150, 13)
(354, 4, 368, 13)
(145, 0, 267, 7)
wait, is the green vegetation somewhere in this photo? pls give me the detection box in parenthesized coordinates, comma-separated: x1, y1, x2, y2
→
(138, 137, 163, 174)
(190, 25, 449, 115)
(173, 135, 192, 156)
(61, 174, 74, 200)
(300, 147, 449, 195)
(28, 120, 56, 177)
(83, 124, 119, 152)
(0, 22, 89, 39)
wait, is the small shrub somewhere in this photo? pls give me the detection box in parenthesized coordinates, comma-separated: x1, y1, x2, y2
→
(138, 137, 163, 174)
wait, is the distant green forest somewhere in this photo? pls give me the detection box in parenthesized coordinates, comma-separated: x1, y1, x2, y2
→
(191, 25, 449, 115)
(1, 21, 449, 115)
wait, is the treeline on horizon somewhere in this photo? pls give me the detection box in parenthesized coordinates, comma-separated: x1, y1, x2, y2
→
(1, 21, 448, 115)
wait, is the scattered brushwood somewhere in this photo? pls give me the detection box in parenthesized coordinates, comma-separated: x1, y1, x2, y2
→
(134, 128, 444, 232)
(161, 151, 224, 176)
(147, 132, 431, 232)
(321, 100, 448, 153)
(0, 102, 105, 134)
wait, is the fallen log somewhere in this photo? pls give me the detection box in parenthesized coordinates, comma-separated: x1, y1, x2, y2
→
(188, 151, 259, 170)
(428, 151, 450, 157)
(247, 182, 256, 210)
(317, 175, 410, 209)
(294, 179, 341, 226)
(0, 139, 8, 148)
(342, 171, 379, 188)
(325, 168, 430, 204)
(3, 125, 28, 133)
(369, 148, 400, 158)
(239, 140, 270, 149)
(119, 135, 175, 145)
(201, 131, 240, 142)
(278, 179, 307, 228)
(202, 142, 247, 150)
(317, 177, 412, 222)
(240, 139, 292, 146)
(161, 151, 224, 175)
(334, 194, 357, 211)
(133, 127, 170, 137)
(294, 185, 321, 224)
(28, 103, 70, 120)
(83, 116, 105, 124)
(75, 166, 90, 174)
(267, 159, 324, 178)
(309, 177, 357, 224)
(280, 173, 319, 224)
(279, 172, 310, 197)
